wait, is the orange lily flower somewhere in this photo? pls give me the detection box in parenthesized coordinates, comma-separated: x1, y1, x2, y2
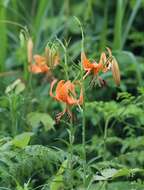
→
(29, 52, 60, 74)
(29, 55, 49, 74)
(27, 38, 60, 74)
(81, 48, 120, 86)
(50, 79, 83, 121)
(81, 48, 112, 79)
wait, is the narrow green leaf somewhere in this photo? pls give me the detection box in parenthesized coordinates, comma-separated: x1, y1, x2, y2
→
(99, 1, 108, 51)
(113, 0, 123, 50)
(0, 4, 7, 71)
(122, 0, 142, 48)
(33, 0, 50, 47)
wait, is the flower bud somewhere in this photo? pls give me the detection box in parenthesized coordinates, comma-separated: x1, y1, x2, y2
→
(27, 38, 33, 64)
(111, 57, 121, 86)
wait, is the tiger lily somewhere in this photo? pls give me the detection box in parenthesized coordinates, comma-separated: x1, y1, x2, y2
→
(50, 79, 83, 121)
(81, 48, 120, 86)
(29, 55, 49, 74)
(81, 48, 112, 79)
(27, 38, 60, 74)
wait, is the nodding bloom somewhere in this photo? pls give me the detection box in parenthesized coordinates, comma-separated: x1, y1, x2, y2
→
(81, 48, 120, 86)
(50, 79, 83, 121)
(27, 38, 60, 74)
(29, 55, 50, 74)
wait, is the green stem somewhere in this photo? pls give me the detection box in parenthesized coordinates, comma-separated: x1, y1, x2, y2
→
(103, 118, 110, 160)
(82, 98, 87, 188)
(56, 38, 69, 80)
(75, 16, 87, 188)
(8, 95, 18, 136)
(69, 116, 74, 189)
(74, 17, 87, 188)
(64, 48, 69, 80)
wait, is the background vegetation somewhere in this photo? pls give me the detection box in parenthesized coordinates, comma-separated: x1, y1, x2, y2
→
(0, 0, 144, 189)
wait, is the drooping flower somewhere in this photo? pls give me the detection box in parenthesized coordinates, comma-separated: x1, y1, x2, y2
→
(29, 54, 49, 74)
(81, 48, 120, 86)
(27, 38, 60, 74)
(81, 48, 111, 78)
(50, 79, 83, 121)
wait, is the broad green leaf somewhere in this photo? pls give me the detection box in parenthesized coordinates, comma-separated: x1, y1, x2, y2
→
(94, 168, 132, 181)
(12, 132, 33, 148)
(93, 175, 106, 181)
(15, 82, 25, 95)
(94, 168, 118, 181)
(101, 168, 118, 178)
(27, 112, 55, 131)
(5, 79, 21, 94)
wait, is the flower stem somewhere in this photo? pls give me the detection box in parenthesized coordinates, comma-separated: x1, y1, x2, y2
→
(8, 94, 18, 136)
(69, 115, 74, 189)
(81, 83, 87, 188)
(56, 38, 69, 80)
(74, 16, 87, 188)
(103, 118, 110, 160)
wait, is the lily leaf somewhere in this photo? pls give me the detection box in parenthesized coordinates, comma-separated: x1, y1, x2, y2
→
(5, 79, 25, 94)
(12, 132, 33, 148)
(27, 112, 55, 131)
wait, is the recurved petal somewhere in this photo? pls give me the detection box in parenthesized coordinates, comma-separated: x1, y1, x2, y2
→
(99, 52, 107, 65)
(54, 54, 60, 66)
(29, 64, 43, 74)
(40, 65, 49, 73)
(67, 82, 83, 106)
(67, 96, 78, 105)
(81, 52, 94, 70)
(57, 81, 71, 103)
(33, 55, 46, 65)
(50, 79, 58, 100)
(106, 47, 112, 57)
(55, 80, 65, 96)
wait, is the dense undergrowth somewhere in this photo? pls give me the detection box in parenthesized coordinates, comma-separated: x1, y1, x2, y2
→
(0, 0, 144, 189)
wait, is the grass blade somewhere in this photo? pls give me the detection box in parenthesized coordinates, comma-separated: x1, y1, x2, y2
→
(122, 0, 142, 48)
(33, 0, 50, 47)
(99, 0, 108, 51)
(0, 4, 7, 71)
(113, 0, 123, 50)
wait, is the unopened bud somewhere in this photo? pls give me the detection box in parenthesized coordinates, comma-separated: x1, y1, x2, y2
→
(27, 38, 33, 64)
(111, 57, 121, 86)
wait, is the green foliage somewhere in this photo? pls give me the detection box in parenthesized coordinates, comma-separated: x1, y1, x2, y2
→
(0, 0, 144, 189)
(0, 145, 64, 188)
(27, 112, 55, 131)
(0, 2, 7, 71)
(12, 132, 33, 148)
